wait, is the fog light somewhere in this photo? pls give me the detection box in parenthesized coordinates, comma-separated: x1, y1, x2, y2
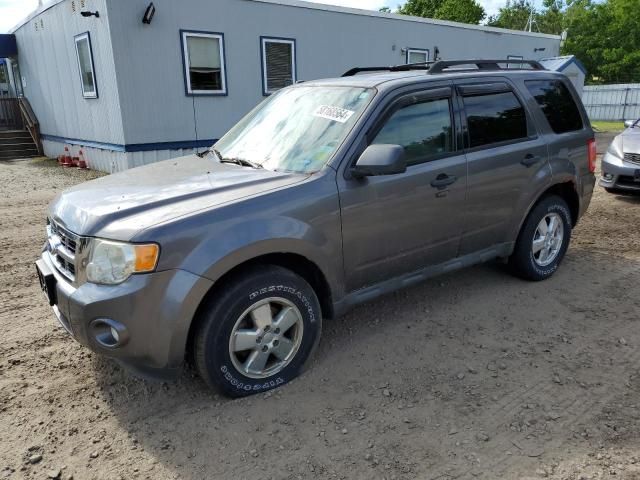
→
(110, 326, 120, 344)
(603, 173, 614, 181)
(90, 318, 129, 349)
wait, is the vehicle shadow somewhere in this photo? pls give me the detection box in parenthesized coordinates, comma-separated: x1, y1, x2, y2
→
(612, 193, 640, 204)
(90, 249, 640, 480)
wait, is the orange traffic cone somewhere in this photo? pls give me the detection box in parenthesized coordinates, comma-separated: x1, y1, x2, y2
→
(62, 146, 73, 167)
(77, 150, 88, 169)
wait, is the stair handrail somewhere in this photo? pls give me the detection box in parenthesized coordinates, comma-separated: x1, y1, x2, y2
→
(17, 97, 43, 155)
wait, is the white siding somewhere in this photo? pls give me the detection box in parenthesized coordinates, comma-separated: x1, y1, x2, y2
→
(106, 0, 561, 145)
(13, 0, 125, 146)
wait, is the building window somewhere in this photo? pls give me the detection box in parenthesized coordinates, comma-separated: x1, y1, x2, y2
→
(463, 91, 527, 149)
(74, 32, 98, 99)
(181, 31, 227, 96)
(507, 55, 524, 69)
(261, 37, 296, 95)
(406, 48, 429, 65)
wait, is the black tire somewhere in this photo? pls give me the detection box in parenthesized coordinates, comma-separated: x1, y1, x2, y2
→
(509, 195, 572, 281)
(194, 265, 322, 398)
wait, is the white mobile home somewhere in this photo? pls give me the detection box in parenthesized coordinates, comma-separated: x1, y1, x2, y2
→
(6, 0, 561, 171)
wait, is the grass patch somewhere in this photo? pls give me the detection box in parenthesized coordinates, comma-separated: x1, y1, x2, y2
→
(591, 120, 625, 133)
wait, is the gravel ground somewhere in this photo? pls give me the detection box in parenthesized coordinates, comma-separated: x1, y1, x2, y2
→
(2, 137, 640, 480)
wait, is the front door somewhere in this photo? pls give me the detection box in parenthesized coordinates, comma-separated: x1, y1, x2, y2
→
(338, 86, 467, 292)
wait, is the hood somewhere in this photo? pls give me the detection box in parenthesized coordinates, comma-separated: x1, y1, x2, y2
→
(621, 128, 640, 154)
(49, 154, 306, 239)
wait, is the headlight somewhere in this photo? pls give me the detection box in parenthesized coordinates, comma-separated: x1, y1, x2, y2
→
(607, 136, 624, 159)
(86, 239, 159, 285)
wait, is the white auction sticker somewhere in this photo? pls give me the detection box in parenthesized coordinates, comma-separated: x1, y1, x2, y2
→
(313, 105, 355, 123)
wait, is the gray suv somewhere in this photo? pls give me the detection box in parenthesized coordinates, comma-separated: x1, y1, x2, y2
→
(36, 60, 596, 397)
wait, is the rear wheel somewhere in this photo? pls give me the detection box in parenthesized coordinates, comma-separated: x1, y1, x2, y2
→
(509, 195, 572, 281)
(194, 265, 322, 397)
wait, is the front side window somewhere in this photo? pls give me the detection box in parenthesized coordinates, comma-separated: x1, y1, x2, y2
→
(406, 49, 429, 64)
(74, 32, 97, 98)
(261, 38, 296, 95)
(373, 97, 453, 165)
(463, 91, 527, 148)
(181, 31, 226, 95)
(215, 86, 373, 173)
(525, 79, 583, 134)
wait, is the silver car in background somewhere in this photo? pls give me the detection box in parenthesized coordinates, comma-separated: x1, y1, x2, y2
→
(601, 119, 640, 193)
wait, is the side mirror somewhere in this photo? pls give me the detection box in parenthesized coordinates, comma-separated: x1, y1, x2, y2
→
(624, 119, 637, 128)
(351, 144, 406, 178)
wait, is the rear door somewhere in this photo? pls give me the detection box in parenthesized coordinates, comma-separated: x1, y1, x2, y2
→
(337, 84, 468, 292)
(455, 79, 550, 255)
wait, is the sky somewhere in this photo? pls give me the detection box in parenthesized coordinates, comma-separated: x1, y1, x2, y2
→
(0, 0, 539, 34)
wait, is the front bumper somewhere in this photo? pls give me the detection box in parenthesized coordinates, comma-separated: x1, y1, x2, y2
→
(38, 250, 213, 377)
(600, 151, 640, 191)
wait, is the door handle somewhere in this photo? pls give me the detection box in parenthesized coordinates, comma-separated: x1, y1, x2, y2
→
(521, 154, 542, 168)
(430, 174, 458, 190)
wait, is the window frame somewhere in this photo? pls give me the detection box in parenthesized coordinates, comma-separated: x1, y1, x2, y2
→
(456, 81, 537, 153)
(366, 86, 457, 167)
(406, 48, 430, 65)
(74, 32, 98, 99)
(180, 30, 228, 97)
(260, 36, 297, 96)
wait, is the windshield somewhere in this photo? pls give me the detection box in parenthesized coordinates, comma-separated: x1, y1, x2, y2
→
(214, 85, 374, 173)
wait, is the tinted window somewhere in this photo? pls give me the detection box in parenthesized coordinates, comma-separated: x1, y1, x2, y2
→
(526, 80, 583, 134)
(373, 98, 453, 165)
(463, 91, 527, 148)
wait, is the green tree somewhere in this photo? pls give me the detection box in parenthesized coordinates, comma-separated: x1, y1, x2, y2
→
(379, 6, 392, 12)
(562, 0, 640, 83)
(487, 0, 533, 31)
(397, 0, 486, 24)
(487, 0, 566, 34)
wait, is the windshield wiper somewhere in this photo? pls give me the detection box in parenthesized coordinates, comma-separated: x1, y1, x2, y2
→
(219, 157, 264, 169)
(196, 147, 219, 159)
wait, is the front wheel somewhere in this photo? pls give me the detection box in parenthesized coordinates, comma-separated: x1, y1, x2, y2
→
(194, 265, 322, 397)
(509, 195, 572, 281)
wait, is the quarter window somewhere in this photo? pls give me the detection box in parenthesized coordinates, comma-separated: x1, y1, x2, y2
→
(74, 32, 97, 98)
(373, 97, 453, 165)
(463, 92, 527, 148)
(181, 31, 227, 95)
(525, 80, 583, 134)
(261, 38, 296, 95)
(406, 49, 429, 64)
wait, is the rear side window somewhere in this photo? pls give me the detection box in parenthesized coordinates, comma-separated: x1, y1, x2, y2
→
(372, 98, 453, 165)
(525, 80, 583, 134)
(463, 92, 527, 148)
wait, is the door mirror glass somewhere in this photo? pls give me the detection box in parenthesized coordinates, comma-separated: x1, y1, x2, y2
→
(624, 119, 637, 128)
(352, 144, 406, 178)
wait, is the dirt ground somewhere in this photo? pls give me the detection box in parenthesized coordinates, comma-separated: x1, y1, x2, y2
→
(2, 133, 640, 480)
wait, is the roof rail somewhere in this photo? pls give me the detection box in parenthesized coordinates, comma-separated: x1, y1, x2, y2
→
(342, 62, 434, 77)
(428, 59, 545, 74)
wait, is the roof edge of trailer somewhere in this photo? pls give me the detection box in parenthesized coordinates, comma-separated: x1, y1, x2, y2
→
(8, 0, 65, 34)
(244, 0, 562, 40)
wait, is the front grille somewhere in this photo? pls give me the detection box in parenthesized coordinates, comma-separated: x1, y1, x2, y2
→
(50, 221, 77, 254)
(47, 219, 81, 282)
(624, 152, 640, 165)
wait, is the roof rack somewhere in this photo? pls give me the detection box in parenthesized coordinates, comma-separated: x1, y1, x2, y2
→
(342, 62, 434, 77)
(428, 59, 545, 74)
(341, 59, 546, 78)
